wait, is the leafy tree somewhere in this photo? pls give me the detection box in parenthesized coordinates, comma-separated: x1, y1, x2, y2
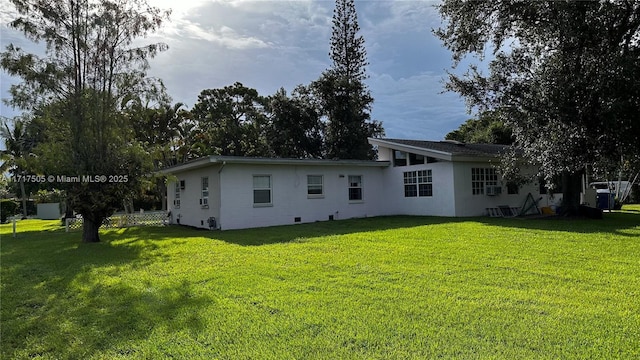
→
(435, 1, 640, 214)
(313, 0, 383, 160)
(191, 82, 270, 157)
(129, 100, 193, 211)
(263, 87, 324, 158)
(173, 115, 204, 163)
(445, 111, 513, 145)
(1, 0, 170, 242)
(0, 116, 37, 218)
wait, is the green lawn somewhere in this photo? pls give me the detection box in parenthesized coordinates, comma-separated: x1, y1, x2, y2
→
(2, 206, 639, 359)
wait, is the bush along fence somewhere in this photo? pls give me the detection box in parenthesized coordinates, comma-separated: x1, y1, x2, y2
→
(65, 211, 168, 232)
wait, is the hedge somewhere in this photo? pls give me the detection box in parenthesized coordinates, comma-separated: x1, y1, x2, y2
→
(0, 200, 20, 223)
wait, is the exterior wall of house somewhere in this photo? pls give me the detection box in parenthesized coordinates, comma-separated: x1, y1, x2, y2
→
(168, 162, 388, 230)
(379, 160, 457, 216)
(452, 161, 540, 216)
(167, 165, 222, 229)
(216, 163, 387, 230)
(165, 143, 547, 230)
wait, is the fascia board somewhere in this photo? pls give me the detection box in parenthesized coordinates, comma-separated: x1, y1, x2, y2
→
(161, 156, 390, 174)
(159, 157, 213, 174)
(210, 156, 390, 167)
(451, 155, 501, 162)
(369, 138, 454, 161)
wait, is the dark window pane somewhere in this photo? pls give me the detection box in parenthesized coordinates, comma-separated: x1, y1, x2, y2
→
(254, 189, 271, 204)
(419, 184, 433, 197)
(405, 185, 417, 197)
(349, 188, 362, 201)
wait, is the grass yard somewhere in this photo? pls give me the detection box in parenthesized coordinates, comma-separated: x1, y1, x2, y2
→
(1, 206, 640, 359)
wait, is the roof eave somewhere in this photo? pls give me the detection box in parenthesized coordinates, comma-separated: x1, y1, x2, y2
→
(369, 138, 454, 161)
(160, 155, 390, 174)
(452, 155, 501, 162)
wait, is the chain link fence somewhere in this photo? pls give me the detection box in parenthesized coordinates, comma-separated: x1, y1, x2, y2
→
(65, 211, 168, 232)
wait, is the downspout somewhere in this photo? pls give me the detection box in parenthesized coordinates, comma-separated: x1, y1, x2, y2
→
(216, 161, 226, 230)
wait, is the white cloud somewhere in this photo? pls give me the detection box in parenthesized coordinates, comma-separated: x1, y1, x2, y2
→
(179, 20, 271, 49)
(1, 0, 468, 140)
(0, 2, 17, 26)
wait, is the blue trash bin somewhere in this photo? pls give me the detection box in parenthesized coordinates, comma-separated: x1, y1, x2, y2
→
(596, 192, 614, 209)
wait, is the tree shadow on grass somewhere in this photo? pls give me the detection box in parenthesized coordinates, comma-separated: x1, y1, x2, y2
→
(1, 230, 211, 359)
(85, 210, 640, 248)
(176, 216, 476, 246)
(4, 210, 638, 249)
(160, 211, 640, 246)
(475, 211, 640, 238)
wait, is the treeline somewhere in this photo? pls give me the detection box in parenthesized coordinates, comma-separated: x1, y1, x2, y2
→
(127, 80, 383, 170)
(0, 0, 382, 240)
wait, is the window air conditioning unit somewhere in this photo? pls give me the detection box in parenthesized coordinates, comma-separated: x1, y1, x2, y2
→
(486, 186, 502, 196)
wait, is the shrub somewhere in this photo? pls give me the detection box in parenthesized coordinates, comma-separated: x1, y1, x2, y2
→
(34, 189, 66, 204)
(0, 200, 19, 223)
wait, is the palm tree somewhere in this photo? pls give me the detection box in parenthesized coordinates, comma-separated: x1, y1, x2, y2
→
(0, 116, 34, 218)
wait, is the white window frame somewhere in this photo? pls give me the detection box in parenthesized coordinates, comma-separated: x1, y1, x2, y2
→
(307, 175, 324, 198)
(472, 168, 498, 195)
(174, 182, 181, 208)
(201, 176, 209, 208)
(348, 175, 363, 201)
(404, 170, 433, 197)
(253, 175, 272, 206)
(404, 171, 417, 197)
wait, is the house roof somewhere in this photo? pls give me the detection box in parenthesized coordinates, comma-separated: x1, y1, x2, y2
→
(161, 138, 512, 174)
(161, 155, 390, 174)
(368, 138, 511, 162)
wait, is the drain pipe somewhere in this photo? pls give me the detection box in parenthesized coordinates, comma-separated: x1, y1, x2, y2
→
(215, 161, 226, 230)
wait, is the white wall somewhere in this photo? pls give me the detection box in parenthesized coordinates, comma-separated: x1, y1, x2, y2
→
(165, 153, 547, 230)
(379, 161, 457, 217)
(218, 163, 387, 230)
(452, 162, 541, 216)
(167, 166, 222, 229)
(37, 203, 61, 220)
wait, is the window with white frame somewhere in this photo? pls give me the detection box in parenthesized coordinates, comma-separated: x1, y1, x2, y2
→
(472, 168, 498, 195)
(307, 175, 323, 197)
(348, 175, 363, 201)
(174, 182, 181, 208)
(404, 171, 417, 197)
(393, 150, 407, 167)
(409, 153, 425, 165)
(201, 177, 209, 207)
(404, 170, 433, 197)
(418, 170, 433, 196)
(253, 175, 272, 205)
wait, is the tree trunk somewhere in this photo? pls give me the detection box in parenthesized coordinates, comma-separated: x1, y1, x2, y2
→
(561, 171, 583, 216)
(82, 216, 102, 243)
(19, 179, 27, 219)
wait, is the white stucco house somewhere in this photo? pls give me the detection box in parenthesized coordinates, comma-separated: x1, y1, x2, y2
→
(162, 138, 541, 230)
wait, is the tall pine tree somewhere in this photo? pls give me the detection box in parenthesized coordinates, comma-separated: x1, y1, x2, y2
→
(313, 0, 383, 160)
(1, 0, 170, 242)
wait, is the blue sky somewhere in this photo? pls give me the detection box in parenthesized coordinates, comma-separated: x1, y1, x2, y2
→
(0, 0, 475, 141)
